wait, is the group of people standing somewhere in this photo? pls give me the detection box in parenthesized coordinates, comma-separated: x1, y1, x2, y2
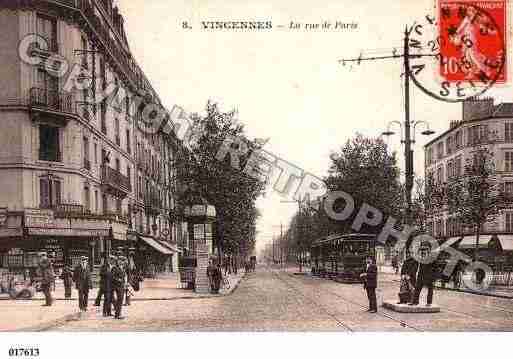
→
(35, 251, 140, 320)
(360, 246, 438, 313)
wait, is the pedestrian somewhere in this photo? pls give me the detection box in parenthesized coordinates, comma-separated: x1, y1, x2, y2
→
(123, 256, 134, 306)
(360, 256, 378, 313)
(207, 258, 216, 293)
(397, 250, 418, 304)
(73, 256, 93, 312)
(391, 255, 399, 274)
(213, 260, 223, 294)
(99, 256, 114, 316)
(111, 257, 126, 319)
(37, 252, 54, 306)
(410, 245, 435, 307)
(60, 261, 74, 300)
(95, 256, 108, 306)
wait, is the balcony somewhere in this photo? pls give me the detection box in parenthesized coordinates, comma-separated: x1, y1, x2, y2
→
(39, 148, 62, 163)
(101, 165, 131, 198)
(30, 36, 59, 57)
(29, 87, 74, 116)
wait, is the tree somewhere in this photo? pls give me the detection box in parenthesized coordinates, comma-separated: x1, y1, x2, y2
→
(323, 134, 403, 236)
(174, 101, 266, 258)
(445, 147, 501, 260)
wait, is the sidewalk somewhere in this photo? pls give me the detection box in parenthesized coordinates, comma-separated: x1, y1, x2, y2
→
(0, 272, 245, 331)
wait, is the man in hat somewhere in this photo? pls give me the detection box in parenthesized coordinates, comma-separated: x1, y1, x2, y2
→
(410, 245, 435, 306)
(37, 252, 54, 306)
(97, 256, 114, 316)
(60, 260, 74, 300)
(111, 256, 126, 319)
(73, 256, 93, 312)
(360, 256, 378, 313)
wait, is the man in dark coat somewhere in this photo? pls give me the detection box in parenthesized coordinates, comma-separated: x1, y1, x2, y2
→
(73, 256, 93, 312)
(98, 256, 114, 316)
(360, 256, 378, 313)
(111, 257, 126, 319)
(37, 252, 54, 306)
(60, 262, 73, 299)
(410, 247, 435, 306)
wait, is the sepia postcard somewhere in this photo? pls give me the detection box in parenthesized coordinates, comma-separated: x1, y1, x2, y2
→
(0, 0, 513, 357)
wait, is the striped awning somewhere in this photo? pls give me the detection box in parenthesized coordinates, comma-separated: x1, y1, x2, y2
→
(139, 235, 173, 255)
(457, 235, 493, 249)
(496, 235, 513, 251)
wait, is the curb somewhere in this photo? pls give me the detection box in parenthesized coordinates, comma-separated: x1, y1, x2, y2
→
(12, 312, 81, 332)
(434, 285, 513, 300)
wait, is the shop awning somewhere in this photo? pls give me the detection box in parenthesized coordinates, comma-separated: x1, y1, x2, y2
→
(496, 235, 513, 251)
(457, 235, 492, 249)
(139, 236, 174, 255)
(157, 240, 182, 254)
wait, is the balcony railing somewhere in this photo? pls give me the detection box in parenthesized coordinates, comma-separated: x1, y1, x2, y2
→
(30, 87, 74, 114)
(101, 165, 131, 195)
(39, 149, 62, 163)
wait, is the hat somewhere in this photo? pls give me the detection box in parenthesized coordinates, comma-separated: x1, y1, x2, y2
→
(80, 255, 88, 260)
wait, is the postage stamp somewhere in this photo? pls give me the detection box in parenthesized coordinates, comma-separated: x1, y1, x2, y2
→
(438, 0, 507, 84)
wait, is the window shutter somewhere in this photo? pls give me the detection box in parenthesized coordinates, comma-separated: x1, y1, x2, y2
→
(40, 178, 50, 208)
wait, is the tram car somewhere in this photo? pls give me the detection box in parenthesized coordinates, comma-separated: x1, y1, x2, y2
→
(310, 233, 377, 283)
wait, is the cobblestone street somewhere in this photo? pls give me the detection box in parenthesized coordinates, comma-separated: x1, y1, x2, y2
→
(48, 267, 513, 331)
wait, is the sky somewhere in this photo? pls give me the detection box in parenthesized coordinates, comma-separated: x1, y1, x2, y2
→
(115, 0, 513, 254)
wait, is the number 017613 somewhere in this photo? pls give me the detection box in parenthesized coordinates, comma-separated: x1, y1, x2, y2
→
(8, 348, 40, 357)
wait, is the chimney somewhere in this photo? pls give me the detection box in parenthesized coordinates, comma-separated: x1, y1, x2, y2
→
(462, 97, 494, 122)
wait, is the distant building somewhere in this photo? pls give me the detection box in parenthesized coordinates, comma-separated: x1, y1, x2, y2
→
(424, 98, 513, 267)
(0, 0, 183, 275)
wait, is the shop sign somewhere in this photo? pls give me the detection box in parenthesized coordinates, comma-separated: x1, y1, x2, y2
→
(27, 228, 109, 237)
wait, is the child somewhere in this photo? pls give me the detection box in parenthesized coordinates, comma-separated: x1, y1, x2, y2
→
(398, 274, 413, 304)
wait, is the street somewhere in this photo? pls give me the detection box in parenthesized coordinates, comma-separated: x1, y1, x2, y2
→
(50, 266, 513, 331)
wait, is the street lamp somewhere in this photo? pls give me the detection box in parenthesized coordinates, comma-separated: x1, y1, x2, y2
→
(382, 119, 435, 225)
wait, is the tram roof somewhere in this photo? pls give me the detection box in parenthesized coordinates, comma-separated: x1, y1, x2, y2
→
(312, 233, 376, 247)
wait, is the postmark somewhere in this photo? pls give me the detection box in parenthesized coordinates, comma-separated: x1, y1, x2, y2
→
(408, 0, 507, 102)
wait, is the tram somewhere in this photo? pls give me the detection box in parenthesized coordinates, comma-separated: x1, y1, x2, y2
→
(310, 233, 377, 283)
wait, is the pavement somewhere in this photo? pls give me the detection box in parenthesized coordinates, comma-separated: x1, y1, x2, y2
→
(42, 266, 513, 331)
(0, 271, 245, 331)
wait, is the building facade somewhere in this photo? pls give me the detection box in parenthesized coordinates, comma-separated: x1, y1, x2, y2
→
(424, 98, 513, 266)
(0, 0, 182, 275)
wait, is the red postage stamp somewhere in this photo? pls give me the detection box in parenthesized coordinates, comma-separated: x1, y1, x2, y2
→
(438, 0, 507, 84)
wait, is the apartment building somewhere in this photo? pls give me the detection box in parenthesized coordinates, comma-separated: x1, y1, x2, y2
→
(424, 98, 513, 261)
(0, 0, 181, 274)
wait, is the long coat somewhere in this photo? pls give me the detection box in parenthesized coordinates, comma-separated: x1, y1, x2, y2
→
(73, 264, 93, 291)
(363, 263, 378, 289)
(99, 263, 113, 291)
(37, 259, 55, 286)
(401, 257, 419, 286)
(111, 265, 126, 289)
(417, 262, 435, 285)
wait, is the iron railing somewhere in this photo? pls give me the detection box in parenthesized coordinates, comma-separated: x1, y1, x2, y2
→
(101, 165, 131, 193)
(29, 87, 73, 114)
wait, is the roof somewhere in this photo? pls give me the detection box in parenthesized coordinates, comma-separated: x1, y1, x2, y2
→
(312, 233, 376, 247)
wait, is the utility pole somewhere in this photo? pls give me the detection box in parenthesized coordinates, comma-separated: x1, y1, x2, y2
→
(340, 26, 435, 225)
(280, 223, 283, 267)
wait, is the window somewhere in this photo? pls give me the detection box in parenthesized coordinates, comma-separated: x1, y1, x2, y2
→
(127, 166, 131, 185)
(468, 125, 488, 145)
(437, 142, 444, 159)
(115, 118, 120, 146)
(94, 190, 99, 213)
(455, 155, 462, 177)
(505, 151, 513, 172)
(506, 123, 513, 142)
(100, 100, 107, 134)
(94, 143, 98, 164)
(83, 137, 90, 170)
(437, 166, 444, 184)
(36, 68, 59, 107)
(84, 186, 90, 212)
(116, 198, 122, 214)
(40, 176, 61, 208)
(446, 136, 453, 155)
(427, 147, 433, 165)
(446, 160, 454, 179)
(102, 194, 108, 214)
(39, 125, 61, 162)
(36, 14, 57, 52)
(455, 131, 462, 149)
(506, 213, 513, 232)
(504, 182, 513, 195)
(126, 129, 131, 154)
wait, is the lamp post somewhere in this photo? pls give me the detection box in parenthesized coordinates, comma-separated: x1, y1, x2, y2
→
(382, 119, 435, 225)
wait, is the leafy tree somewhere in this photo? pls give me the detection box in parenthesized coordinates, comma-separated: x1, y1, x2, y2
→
(445, 147, 501, 260)
(173, 101, 265, 258)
